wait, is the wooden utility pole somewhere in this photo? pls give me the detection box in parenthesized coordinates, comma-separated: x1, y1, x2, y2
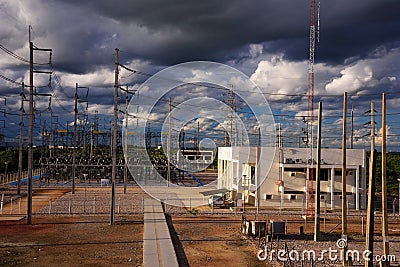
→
(341, 92, 347, 265)
(314, 102, 322, 241)
(365, 101, 376, 267)
(18, 83, 25, 196)
(381, 93, 390, 266)
(110, 48, 119, 225)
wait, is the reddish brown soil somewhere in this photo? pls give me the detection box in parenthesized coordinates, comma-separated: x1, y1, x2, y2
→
(0, 215, 143, 267)
(171, 216, 269, 267)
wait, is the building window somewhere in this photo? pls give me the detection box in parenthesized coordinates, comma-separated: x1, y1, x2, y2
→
(335, 170, 342, 176)
(290, 195, 296, 200)
(265, 194, 273, 200)
(250, 166, 256, 184)
(321, 169, 329, 181)
(320, 195, 325, 200)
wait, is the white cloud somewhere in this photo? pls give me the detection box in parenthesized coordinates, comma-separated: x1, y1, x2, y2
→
(325, 64, 373, 93)
(250, 54, 307, 100)
(325, 48, 400, 94)
(249, 44, 263, 58)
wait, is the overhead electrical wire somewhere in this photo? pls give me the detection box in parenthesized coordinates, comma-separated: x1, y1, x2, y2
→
(0, 43, 50, 65)
(0, 73, 23, 86)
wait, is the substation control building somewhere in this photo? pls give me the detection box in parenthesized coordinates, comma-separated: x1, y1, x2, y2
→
(217, 147, 366, 210)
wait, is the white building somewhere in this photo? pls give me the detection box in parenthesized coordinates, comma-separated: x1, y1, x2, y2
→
(218, 147, 366, 210)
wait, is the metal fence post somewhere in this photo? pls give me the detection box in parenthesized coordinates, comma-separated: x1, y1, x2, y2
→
(0, 194, 3, 215)
(83, 195, 86, 214)
(141, 196, 144, 213)
(117, 197, 120, 214)
(93, 195, 96, 214)
(9, 198, 13, 214)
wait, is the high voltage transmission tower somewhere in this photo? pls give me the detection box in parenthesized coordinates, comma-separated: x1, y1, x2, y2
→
(226, 85, 237, 146)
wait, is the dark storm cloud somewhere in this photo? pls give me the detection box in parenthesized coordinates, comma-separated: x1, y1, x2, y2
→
(1, 0, 400, 148)
(53, 0, 400, 66)
(52, 0, 310, 66)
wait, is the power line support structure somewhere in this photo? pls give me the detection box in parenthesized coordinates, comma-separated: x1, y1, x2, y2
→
(124, 86, 129, 194)
(341, 92, 348, 266)
(314, 102, 322, 242)
(18, 83, 25, 196)
(28, 42, 52, 225)
(110, 48, 119, 225)
(365, 101, 376, 267)
(72, 83, 78, 194)
(381, 93, 390, 266)
(167, 97, 172, 187)
(28, 42, 33, 225)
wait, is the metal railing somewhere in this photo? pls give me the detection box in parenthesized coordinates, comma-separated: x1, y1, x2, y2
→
(0, 169, 41, 185)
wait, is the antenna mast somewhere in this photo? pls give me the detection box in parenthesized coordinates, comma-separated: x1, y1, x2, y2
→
(306, 0, 319, 217)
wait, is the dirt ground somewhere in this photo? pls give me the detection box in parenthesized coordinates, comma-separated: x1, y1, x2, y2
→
(0, 215, 143, 267)
(170, 213, 400, 267)
(171, 216, 267, 267)
(1, 187, 400, 266)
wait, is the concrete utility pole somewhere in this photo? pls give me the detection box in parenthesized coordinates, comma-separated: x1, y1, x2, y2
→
(341, 92, 347, 266)
(314, 102, 322, 242)
(167, 97, 171, 187)
(72, 83, 78, 194)
(27, 42, 34, 225)
(350, 107, 354, 149)
(49, 113, 53, 158)
(257, 126, 261, 214)
(365, 101, 376, 267)
(27, 42, 52, 225)
(278, 124, 283, 212)
(110, 48, 119, 225)
(18, 82, 25, 196)
(381, 93, 390, 266)
(124, 86, 128, 194)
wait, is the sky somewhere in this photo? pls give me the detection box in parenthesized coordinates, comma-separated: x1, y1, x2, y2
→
(0, 0, 400, 151)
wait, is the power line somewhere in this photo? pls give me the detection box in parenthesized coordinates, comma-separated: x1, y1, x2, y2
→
(0, 73, 23, 86)
(0, 43, 50, 65)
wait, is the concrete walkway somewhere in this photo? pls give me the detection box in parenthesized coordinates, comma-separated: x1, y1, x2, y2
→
(143, 198, 178, 267)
